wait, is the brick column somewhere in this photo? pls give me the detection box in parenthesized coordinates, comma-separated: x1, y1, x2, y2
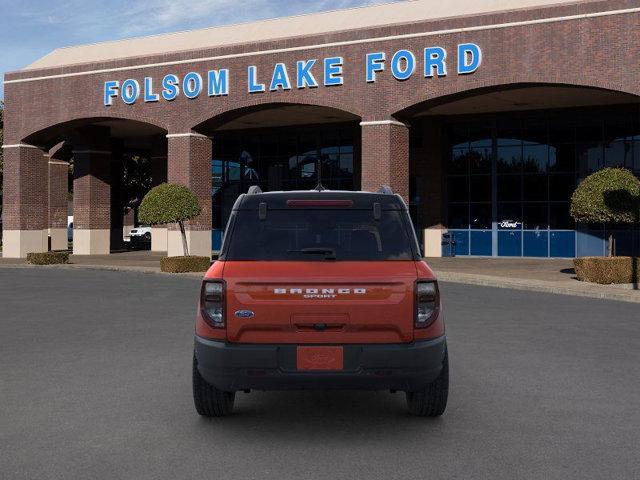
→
(166, 133, 212, 257)
(72, 127, 112, 255)
(110, 145, 125, 251)
(150, 134, 168, 252)
(48, 158, 69, 251)
(411, 118, 446, 257)
(360, 120, 410, 202)
(1, 144, 49, 258)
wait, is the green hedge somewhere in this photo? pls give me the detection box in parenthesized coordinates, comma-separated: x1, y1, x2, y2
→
(570, 168, 640, 224)
(574, 256, 640, 284)
(139, 184, 202, 226)
(27, 251, 70, 265)
(160, 256, 211, 273)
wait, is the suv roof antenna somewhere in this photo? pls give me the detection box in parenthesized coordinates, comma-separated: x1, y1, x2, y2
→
(378, 185, 394, 195)
(247, 185, 263, 195)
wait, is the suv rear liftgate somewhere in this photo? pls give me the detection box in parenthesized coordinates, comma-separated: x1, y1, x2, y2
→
(193, 186, 448, 417)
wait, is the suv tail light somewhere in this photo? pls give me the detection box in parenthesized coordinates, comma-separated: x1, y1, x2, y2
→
(415, 280, 439, 328)
(201, 280, 225, 328)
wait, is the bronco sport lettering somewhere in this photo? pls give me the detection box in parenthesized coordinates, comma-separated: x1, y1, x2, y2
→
(274, 288, 367, 296)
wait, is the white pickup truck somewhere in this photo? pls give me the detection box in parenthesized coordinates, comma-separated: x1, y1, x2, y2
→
(125, 226, 152, 249)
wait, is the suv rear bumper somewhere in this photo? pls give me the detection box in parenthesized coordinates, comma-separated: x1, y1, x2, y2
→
(194, 335, 446, 392)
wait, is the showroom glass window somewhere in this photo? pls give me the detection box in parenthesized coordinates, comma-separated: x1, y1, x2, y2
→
(444, 106, 640, 257)
(211, 123, 359, 232)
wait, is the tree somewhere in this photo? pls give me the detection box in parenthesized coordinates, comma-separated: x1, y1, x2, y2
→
(138, 183, 202, 256)
(120, 153, 152, 224)
(570, 168, 640, 256)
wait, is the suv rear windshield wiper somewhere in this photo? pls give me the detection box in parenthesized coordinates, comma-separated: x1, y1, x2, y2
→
(287, 247, 337, 260)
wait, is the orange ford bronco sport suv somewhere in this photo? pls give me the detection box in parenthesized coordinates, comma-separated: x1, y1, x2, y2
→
(193, 187, 448, 417)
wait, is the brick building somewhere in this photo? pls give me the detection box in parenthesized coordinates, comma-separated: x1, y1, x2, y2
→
(3, 0, 640, 258)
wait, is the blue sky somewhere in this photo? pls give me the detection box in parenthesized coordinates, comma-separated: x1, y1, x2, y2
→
(0, 0, 400, 100)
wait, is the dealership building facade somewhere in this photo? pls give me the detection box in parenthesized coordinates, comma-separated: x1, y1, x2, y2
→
(3, 0, 640, 258)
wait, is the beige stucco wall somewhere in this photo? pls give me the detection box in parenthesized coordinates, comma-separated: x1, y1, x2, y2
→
(151, 227, 168, 252)
(49, 228, 68, 251)
(2, 230, 48, 258)
(167, 230, 211, 258)
(73, 229, 110, 255)
(424, 228, 447, 258)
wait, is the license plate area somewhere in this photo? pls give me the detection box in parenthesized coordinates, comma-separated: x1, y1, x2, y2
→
(296, 346, 344, 371)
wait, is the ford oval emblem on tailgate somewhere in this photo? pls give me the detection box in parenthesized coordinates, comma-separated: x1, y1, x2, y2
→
(235, 310, 255, 318)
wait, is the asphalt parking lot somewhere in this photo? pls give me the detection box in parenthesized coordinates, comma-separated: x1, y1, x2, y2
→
(1, 268, 639, 480)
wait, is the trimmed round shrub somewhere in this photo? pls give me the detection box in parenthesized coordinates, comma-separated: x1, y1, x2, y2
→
(27, 251, 70, 265)
(139, 183, 202, 256)
(139, 183, 201, 226)
(160, 256, 211, 273)
(574, 256, 640, 284)
(570, 168, 640, 224)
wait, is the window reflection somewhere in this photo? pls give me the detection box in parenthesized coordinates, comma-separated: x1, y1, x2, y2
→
(497, 145, 522, 173)
(470, 147, 491, 173)
(211, 124, 358, 230)
(445, 106, 640, 256)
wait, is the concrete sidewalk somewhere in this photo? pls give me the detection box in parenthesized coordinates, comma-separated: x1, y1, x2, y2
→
(426, 257, 640, 303)
(1, 252, 639, 303)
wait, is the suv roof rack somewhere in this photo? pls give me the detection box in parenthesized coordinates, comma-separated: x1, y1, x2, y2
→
(378, 185, 394, 195)
(247, 185, 263, 195)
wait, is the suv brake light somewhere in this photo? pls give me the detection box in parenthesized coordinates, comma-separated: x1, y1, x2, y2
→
(286, 199, 353, 207)
(201, 280, 225, 328)
(415, 280, 439, 328)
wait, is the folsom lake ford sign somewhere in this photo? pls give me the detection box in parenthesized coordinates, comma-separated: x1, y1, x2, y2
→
(103, 43, 482, 106)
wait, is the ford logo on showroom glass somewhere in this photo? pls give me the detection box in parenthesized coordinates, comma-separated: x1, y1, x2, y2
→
(235, 310, 255, 318)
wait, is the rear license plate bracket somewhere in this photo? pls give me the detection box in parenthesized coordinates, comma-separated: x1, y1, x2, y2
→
(296, 346, 344, 371)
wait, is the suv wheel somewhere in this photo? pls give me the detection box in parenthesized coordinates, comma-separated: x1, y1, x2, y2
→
(192, 355, 235, 417)
(406, 347, 449, 417)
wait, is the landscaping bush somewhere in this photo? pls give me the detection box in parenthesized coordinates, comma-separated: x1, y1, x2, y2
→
(570, 168, 640, 224)
(27, 251, 69, 265)
(574, 256, 640, 284)
(160, 256, 211, 273)
(570, 168, 640, 257)
(139, 183, 202, 256)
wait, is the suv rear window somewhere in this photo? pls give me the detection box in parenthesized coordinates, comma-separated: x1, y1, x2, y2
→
(224, 209, 418, 261)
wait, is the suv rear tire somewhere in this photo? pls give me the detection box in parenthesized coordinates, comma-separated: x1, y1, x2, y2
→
(192, 355, 235, 417)
(406, 347, 448, 417)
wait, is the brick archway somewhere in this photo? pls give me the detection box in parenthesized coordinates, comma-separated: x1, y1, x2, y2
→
(3, 117, 167, 258)
(396, 83, 640, 258)
(189, 101, 363, 135)
(391, 82, 640, 121)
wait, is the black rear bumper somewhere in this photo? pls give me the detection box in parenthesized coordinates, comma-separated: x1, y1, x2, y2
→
(194, 335, 447, 392)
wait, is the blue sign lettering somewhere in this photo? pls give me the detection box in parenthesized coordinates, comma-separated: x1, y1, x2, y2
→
(208, 69, 229, 96)
(102, 44, 483, 105)
(144, 77, 159, 102)
(183, 72, 203, 99)
(457, 43, 482, 75)
(296, 59, 318, 89)
(270, 63, 292, 91)
(161, 74, 179, 101)
(104, 80, 119, 106)
(366, 52, 385, 83)
(324, 57, 344, 86)
(247, 66, 265, 93)
(121, 79, 140, 104)
(424, 47, 447, 77)
(390, 50, 416, 81)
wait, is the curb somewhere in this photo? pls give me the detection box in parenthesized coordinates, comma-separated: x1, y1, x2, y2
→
(435, 271, 640, 304)
(0, 263, 205, 278)
(1, 263, 639, 303)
